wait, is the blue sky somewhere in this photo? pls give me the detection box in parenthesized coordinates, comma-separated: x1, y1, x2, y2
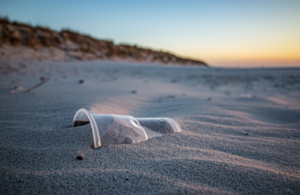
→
(1, 0, 300, 67)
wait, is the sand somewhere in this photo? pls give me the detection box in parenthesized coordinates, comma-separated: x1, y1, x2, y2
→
(0, 59, 300, 194)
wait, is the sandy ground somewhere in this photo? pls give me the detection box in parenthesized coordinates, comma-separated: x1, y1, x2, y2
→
(0, 59, 300, 194)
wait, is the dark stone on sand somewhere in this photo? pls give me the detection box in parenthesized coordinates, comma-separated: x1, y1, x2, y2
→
(131, 90, 137, 94)
(79, 79, 84, 84)
(76, 156, 83, 160)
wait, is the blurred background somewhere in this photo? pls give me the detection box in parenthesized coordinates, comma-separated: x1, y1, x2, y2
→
(1, 0, 299, 67)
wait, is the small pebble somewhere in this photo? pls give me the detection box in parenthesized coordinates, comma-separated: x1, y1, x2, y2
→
(76, 156, 83, 160)
(79, 80, 85, 84)
(245, 133, 249, 135)
(131, 90, 137, 94)
(208, 97, 212, 101)
(40, 77, 45, 81)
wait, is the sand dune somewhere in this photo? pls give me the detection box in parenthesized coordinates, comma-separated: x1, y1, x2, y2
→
(0, 59, 299, 194)
(0, 19, 207, 66)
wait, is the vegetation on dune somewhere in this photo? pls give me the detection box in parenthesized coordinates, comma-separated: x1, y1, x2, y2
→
(0, 17, 207, 66)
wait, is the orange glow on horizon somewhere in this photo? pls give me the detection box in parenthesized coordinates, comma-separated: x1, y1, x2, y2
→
(178, 44, 300, 67)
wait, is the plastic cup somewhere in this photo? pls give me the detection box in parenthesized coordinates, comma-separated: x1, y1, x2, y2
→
(73, 108, 181, 149)
(136, 118, 181, 139)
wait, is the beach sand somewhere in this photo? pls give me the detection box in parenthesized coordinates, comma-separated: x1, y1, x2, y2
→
(0, 59, 299, 194)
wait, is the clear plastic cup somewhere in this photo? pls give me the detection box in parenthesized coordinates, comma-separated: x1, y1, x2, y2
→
(136, 118, 181, 139)
(73, 108, 181, 149)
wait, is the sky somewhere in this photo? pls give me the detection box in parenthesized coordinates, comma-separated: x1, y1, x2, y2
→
(1, 0, 300, 67)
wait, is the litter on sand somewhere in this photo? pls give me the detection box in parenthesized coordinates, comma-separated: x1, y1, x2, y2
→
(73, 108, 181, 148)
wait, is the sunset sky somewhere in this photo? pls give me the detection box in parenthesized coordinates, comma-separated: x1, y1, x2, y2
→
(1, 0, 299, 67)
